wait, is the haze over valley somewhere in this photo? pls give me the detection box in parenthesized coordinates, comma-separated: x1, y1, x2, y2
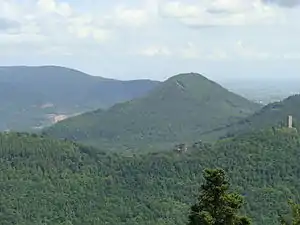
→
(222, 78, 300, 104)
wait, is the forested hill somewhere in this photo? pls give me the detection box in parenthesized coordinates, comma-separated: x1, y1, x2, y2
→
(1, 128, 300, 225)
(216, 94, 300, 138)
(43, 73, 261, 150)
(0, 66, 159, 131)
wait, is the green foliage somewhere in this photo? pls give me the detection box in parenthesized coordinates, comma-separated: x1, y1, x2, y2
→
(218, 94, 300, 138)
(0, 66, 159, 131)
(188, 169, 251, 225)
(44, 73, 260, 150)
(1, 129, 300, 225)
(279, 201, 300, 225)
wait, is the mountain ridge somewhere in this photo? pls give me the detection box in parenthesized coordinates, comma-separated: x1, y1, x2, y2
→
(0, 66, 160, 131)
(44, 72, 261, 150)
(211, 94, 300, 138)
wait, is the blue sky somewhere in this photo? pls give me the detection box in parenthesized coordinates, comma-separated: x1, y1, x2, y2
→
(1, 0, 300, 81)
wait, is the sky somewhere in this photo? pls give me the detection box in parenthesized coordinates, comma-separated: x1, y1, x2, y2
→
(1, 0, 300, 81)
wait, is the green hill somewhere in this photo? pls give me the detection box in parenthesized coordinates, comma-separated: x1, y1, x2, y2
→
(1, 128, 300, 225)
(0, 66, 159, 131)
(44, 73, 261, 150)
(214, 94, 300, 138)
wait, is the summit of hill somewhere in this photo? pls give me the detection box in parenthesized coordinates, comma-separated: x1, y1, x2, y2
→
(44, 72, 261, 150)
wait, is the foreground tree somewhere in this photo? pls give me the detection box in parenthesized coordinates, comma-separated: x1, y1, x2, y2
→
(187, 169, 251, 225)
(279, 201, 300, 225)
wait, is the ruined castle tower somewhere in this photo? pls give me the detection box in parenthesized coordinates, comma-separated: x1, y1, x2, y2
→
(288, 115, 293, 128)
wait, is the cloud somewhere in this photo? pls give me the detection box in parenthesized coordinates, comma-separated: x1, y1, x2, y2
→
(233, 40, 300, 61)
(160, 2, 201, 18)
(136, 42, 232, 61)
(208, 50, 231, 61)
(159, 0, 287, 27)
(0, 0, 155, 56)
(262, 0, 300, 8)
(0, 0, 112, 43)
(207, 0, 255, 14)
(66, 15, 112, 42)
(36, 0, 73, 17)
(137, 46, 172, 57)
(111, 6, 150, 27)
(1, 0, 300, 81)
(234, 40, 278, 60)
(0, 18, 19, 31)
(179, 42, 201, 59)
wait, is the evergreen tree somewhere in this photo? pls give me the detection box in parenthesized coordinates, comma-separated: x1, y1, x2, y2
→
(279, 201, 300, 225)
(187, 169, 251, 225)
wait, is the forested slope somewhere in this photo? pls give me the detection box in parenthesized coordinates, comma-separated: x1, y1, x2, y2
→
(215, 94, 300, 138)
(44, 73, 260, 150)
(1, 129, 300, 225)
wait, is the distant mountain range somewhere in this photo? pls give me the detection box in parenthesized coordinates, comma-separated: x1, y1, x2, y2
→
(44, 73, 261, 150)
(3, 65, 299, 145)
(0, 66, 159, 131)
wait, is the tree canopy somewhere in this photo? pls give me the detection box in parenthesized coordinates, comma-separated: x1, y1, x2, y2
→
(188, 169, 251, 225)
(1, 129, 300, 225)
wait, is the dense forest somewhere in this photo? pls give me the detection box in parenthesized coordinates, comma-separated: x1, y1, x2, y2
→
(44, 73, 260, 151)
(213, 94, 300, 139)
(1, 128, 300, 225)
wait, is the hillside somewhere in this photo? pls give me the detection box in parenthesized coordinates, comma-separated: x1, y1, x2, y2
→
(1, 128, 300, 225)
(44, 73, 261, 150)
(213, 94, 300, 138)
(0, 66, 159, 131)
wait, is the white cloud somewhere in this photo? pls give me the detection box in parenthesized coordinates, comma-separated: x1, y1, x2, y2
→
(1, 0, 300, 81)
(112, 6, 150, 27)
(138, 46, 172, 57)
(160, 0, 287, 26)
(37, 0, 72, 17)
(0, 0, 154, 56)
(179, 42, 201, 59)
(283, 52, 300, 59)
(234, 40, 278, 60)
(0, 0, 113, 46)
(208, 49, 231, 61)
(233, 40, 300, 61)
(66, 15, 112, 42)
(208, 0, 255, 13)
(137, 42, 230, 61)
(36, 0, 58, 13)
(160, 2, 201, 18)
(262, 0, 300, 8)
